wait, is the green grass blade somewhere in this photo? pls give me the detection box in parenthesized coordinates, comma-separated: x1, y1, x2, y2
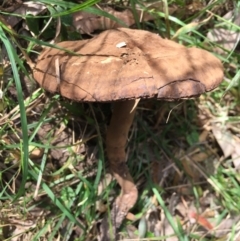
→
(0, 26, 29, 198)
(28, 168, 84, 229)
(153, 187, 187, 241)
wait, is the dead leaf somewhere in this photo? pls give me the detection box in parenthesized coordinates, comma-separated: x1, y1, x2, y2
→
(199, 129, 209, 142)
(73, 7, 132, 34)
(73, 6, 155, 34)
(29, 145, 44, 159)
(3, 2, 47, 28)
(180, 147, 215, 183)
(212, 124, 235, 158)
(2, 217, 37, 241)
(160, 193, 179, 240)
(207, 9, 240, 54)
(125, 224, 138, 239)
(96, 173, 113, 212)
(212, 124, 240, 170)
(232, 150, 240, 170)
(162, 220, 179, 241)
(126, 212, 136, 221)
(189, 211, 214, 230)
(212, 215, 240, 238)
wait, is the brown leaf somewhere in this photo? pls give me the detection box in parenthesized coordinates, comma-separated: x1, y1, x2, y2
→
(211, 215, 240, 238)
(126, 212, 136, 221)
(212, 124, 240, 170)
(232, 150, 240, 170)
(207, 10, 240, 54)
(180, 147, 215, 182)
(3, 2, 46, 28)
(189, 211, 214, 230)
(212, 124, 235, 158)
(73, 7, 132, 34)
(2, 217, 37, 241)
(96, 173, 113, 212)
(125, 224, 139, 239)
(160, 194, 179, 240)
(72, 6, 155, 34)
(29, 145, 44, 159)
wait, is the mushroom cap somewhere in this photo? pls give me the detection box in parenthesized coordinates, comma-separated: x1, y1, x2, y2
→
(34, 28, 223, 102)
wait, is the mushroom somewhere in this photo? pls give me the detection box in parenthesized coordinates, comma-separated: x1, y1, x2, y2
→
(33, 28, 223, 238)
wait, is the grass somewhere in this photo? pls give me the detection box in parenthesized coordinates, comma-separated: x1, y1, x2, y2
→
(0, 0, 240, 240)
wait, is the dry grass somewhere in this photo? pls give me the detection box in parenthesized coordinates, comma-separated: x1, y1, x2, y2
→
(1, 0, 240, 240)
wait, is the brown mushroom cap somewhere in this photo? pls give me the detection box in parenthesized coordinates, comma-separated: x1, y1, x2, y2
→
(34, 28, 223, 102)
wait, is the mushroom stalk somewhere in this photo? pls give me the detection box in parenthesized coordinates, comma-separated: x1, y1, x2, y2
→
(106, 99, 138, 228)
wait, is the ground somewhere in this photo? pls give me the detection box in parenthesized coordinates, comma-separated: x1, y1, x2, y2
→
(0, 0, 240, 240)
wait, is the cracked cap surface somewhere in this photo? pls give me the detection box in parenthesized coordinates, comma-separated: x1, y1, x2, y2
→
(34, 28, 224, 102)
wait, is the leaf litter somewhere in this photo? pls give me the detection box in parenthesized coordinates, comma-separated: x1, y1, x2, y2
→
(1, 0, 240, 240)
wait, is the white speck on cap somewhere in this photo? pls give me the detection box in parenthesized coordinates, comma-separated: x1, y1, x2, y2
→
(116, 42, 127, 48)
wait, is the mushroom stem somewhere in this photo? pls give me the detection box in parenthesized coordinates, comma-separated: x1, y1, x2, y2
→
(106, 99, 138, 228)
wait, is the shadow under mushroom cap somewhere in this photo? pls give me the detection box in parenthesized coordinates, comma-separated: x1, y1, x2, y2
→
(34, 28, 224, 102)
